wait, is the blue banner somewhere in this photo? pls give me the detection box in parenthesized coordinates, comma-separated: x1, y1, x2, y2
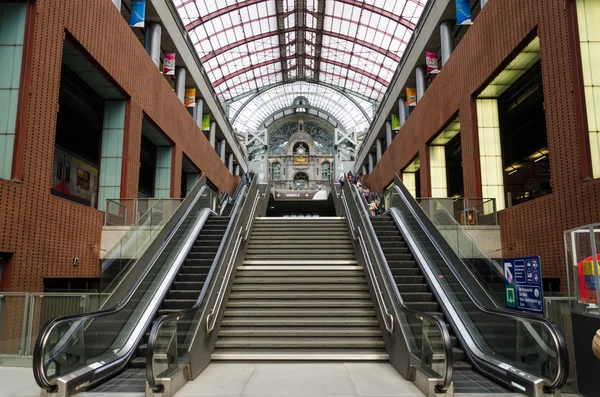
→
(504, 256, 544, 314)
(130, 1, 146, 28)
(455, 0, 471, 25)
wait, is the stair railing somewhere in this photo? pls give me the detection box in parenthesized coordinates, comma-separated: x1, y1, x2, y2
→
(206, 226, 244, 333)
(341, 178, 454, 393)
(356, 227, 393, 333)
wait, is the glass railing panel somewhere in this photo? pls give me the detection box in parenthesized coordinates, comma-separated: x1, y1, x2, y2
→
(389, 188, 560, 383)
(40, 188, 216, 385)
(418, 198, 505, 306)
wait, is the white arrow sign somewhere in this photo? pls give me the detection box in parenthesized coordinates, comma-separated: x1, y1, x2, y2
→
(504, 262, 513, 283)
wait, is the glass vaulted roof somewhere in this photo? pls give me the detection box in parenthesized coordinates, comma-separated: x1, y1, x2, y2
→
(174, 0, 427, 133)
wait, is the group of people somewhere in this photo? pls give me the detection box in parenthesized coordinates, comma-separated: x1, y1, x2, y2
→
(338, 171, 384, 216)
(243, 169, 255, 185)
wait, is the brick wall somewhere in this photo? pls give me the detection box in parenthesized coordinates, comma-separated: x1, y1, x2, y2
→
(366, 0, 600, 291)
(0, 0, 237, 293)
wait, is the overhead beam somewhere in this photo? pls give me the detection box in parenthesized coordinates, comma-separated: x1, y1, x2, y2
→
(313, 0, 326, 81)
(185, 0, 269, 31)
(275, 0, 289, 81)
(334, 0, 417, 30)
(306, 55, 389, 86)
(201, 27, 400, 64)
(212, 56, 295, 87)
(296, 0, 306, 78)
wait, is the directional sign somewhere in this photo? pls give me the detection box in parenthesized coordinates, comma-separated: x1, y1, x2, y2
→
(503, 256, 544, 314)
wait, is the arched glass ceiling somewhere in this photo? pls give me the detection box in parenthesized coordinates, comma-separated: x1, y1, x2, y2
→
(229, 81, 372, 133)
(174, 0, 427, 129)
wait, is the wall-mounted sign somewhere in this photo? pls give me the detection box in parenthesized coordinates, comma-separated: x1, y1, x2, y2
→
(456, 0, 472, 25)
(202, 114, 211, 131)
(274, 190, 328, 201)
(163, 53, 176, 75)
(391, 114, 401, 131)
(129, 1, 146, 27)
(184, 88, 196, 107)
(504, 256, 544, 313)
(406, 88, 417, 106)
(426, 51, 439, 73)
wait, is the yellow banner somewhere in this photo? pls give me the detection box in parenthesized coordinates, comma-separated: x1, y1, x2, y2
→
(185, 88, 196, 107)
(406, 88, 417, 106)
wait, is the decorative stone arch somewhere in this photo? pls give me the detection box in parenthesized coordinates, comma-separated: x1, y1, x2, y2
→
(286, 130, 315, 156)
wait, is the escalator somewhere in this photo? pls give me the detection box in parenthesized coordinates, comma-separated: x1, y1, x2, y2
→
(371, 215, 507, 393)
(350, 176, 568, 396)
(90, 216, 230, 392)
(33, 176, 249, 396)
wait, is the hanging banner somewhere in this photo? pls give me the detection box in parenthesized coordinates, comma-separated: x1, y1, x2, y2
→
(391, 114, 401, 131)
(129, 1, 146, 28)
(426, 51, 439, 74)
(406, 88, 417, 107)
(456, 0, 472, 25)
(163, 53, 176, 75)
(202, 114, 211, 131)
(185, 88, 196, 108)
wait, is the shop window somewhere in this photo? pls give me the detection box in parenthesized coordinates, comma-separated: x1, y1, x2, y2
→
(0, 4, 27, 180)
(575, 0, 600, 177)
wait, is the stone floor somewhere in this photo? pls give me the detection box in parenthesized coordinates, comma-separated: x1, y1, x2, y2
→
(1, 364, 581, 397)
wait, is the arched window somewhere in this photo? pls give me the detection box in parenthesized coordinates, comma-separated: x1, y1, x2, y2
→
(322, 162, 331, 180)
(272, 162, 281, 181)
(293, 172, 309, 190)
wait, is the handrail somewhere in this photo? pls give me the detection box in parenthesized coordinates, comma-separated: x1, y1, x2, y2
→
(356, 227, 393, 333)
(346, 180, 453, 392)
(391, 178, 569, 392)
(243, 192, 260, 241)
(206, 227, 244, 332)
(340, 191, 357, 241)
(145, 182, 251, 392)
(33, 184, 213, 392)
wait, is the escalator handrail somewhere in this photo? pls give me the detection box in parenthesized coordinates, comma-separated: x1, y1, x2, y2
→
(145, 181, 251, 392)
(390, 177, 569, 391)
(33, 184, 213, 391)
(345, 181, 453, 392)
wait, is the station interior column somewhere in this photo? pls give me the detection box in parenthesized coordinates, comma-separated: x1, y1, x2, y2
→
(98, 101, 126, 211)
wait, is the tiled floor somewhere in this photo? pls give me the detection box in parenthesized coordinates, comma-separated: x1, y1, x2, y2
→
(0, 364, 582, 397)
(174, 363, 425, 397)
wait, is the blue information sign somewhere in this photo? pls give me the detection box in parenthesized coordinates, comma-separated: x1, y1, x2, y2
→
(503, 256, 544, 314)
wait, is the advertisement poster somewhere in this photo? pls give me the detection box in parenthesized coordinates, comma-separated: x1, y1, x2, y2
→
(426, 51, 439, 73)
(163, 53, 176, 75)
(406, 88, 417, 107)
(129, 1, 146, 28)
(456, 0, 472, 25)
(202, 114, 211, 131)
(185, 88, 196, 108)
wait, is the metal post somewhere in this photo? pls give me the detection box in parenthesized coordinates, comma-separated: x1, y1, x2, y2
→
(175, 67, 186, 104)
(112, 0, 122, 11)
(193, 98, 204, 128)
(416, 65, 427, 102)
(385, 121, 393, 147)
(209, 122, 216, 149)
(591, 225, 600, 309)
(376, 139, 383, 163)
(144, 23, 162, 69)
(234, 164, 240, 176)
(362, 165, 368, 176)
(219, 139, 226, 162)
(368, 153, 375, 174)
(228, 154, 234, 174)
(398, 98, 407, 126)
(440, 20, 455, 67)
